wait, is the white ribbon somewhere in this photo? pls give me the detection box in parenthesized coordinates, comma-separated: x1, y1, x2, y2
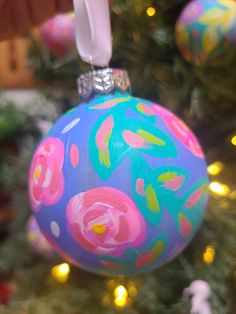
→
(72, 0, 112, 67)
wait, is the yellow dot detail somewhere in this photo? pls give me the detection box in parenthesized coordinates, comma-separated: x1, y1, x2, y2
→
(34, 168, 41, 180)
(92, 224, 106, 234)
(146, 7, 156, 17)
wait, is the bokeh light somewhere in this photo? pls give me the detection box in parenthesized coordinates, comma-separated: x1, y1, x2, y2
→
(207, 162, 223, 176)
(202, 246, 216, 265)
(209, 181, 230, 196)
(51, 263, 70, 283)
(146, 7, 156, 17)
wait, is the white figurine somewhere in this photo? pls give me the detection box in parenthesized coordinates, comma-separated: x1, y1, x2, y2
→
(183, 280, 212, 314)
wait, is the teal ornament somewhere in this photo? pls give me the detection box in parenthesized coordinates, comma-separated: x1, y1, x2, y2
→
(28, 69, 209, 275)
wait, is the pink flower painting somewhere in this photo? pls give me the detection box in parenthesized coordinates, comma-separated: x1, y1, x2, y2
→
(66, 187, 146, 256)
(153, 104, 204, 158)
(29, 137, 64, 211)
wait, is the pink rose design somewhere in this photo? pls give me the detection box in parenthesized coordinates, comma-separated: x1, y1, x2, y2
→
(66, 187, 146, 256)
(29, 137, 64, 211)
(153, 104, 204, 158)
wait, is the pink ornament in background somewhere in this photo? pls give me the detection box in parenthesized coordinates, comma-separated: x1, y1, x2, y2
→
(27, 216, 54, 258)
(41, 13, 76, 58)
(29, 137, 64, 211)
(66, 187, 146, 257)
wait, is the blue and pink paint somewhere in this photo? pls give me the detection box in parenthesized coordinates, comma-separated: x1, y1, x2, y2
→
(28, 91, 208, 275)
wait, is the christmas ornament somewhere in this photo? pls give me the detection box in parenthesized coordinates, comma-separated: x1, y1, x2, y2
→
(0, 282, 13, 305)
(175, 0, 236, 65)
(28, 0, 208, 276)
(41, 13, 76, 58)
(183, 280, 212, 314)
(28, 69, 208, 275)
(27, 215, 55, 258)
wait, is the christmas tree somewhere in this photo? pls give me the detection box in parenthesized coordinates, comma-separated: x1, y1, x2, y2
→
(1, 0, 236, 313)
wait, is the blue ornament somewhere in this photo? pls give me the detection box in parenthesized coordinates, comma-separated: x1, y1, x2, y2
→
(28, 69, 208, 275)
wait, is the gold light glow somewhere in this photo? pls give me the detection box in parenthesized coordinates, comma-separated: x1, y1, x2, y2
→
(114, 285, 128, 308)
(231, 135, 236, 146)
(146, 7, 156, 17)
(209, 181, 230, 196)
(207, 162, 223, 176)
(202, 246, 216, 265)
(114, 296, 127, 307)
(51, 263, 70, 283)
(114, 285, 128, 298)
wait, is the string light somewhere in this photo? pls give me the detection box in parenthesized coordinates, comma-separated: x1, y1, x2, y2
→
(202, 246, 216, 265)
(114, 285, 128, 298)
(51, 263, 70, 283)
(207, 162, 223, 176)
(209, 181, 230, 196)
(114, 285, 128, 308)
(231, 135, 236, 146)
(146, 7, 156, 17)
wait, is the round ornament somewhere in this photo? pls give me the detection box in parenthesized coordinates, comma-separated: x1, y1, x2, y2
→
(175, 0, 236, 65)
(28, 69, 209, 276)
(27, 215, 55, 258)
(41, 13, 76, 58)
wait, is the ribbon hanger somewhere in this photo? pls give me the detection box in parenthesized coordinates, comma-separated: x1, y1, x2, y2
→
(72, 0, 112, 67)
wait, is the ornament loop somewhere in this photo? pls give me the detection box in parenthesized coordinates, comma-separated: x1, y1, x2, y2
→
(77, 68, 131, 100)
(73, 0, 112, 67)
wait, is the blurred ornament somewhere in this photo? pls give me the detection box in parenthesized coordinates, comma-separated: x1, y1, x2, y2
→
(27, 215, 55, 258)
(0, 282, 13, 305)
(28, 68, 208, 276)
(207, 161, 223, 176)
(183, 280, 212, 314)
(209, 181, 230, 195)
(41, 13, 76, 58)
(202, 246, 216, 264)
(176, 0, 236, 65)
(51, 263, 70, 283)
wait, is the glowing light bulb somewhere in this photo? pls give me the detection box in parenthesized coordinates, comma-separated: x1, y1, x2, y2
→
(146, 7, 156, 17)
(231, 135, 236, 146)
(202, 246, 216, 265)
(207, 162, 223, 176)
(114, 285, 128, 308)
(114, 296, 127, 307)
(209, 181, 230, 196)
(114, 285, 128, 298)
(51, 263, 70, 283)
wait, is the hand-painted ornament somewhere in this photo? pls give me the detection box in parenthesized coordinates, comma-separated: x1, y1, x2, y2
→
(176, 0, 236, 65)
(27, 215, 55, 258)
(41, 13, 76, 58)
(28, 68, 209, 275)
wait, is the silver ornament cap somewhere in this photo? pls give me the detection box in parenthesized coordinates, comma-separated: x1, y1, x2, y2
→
(77, 68, 131, 100)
